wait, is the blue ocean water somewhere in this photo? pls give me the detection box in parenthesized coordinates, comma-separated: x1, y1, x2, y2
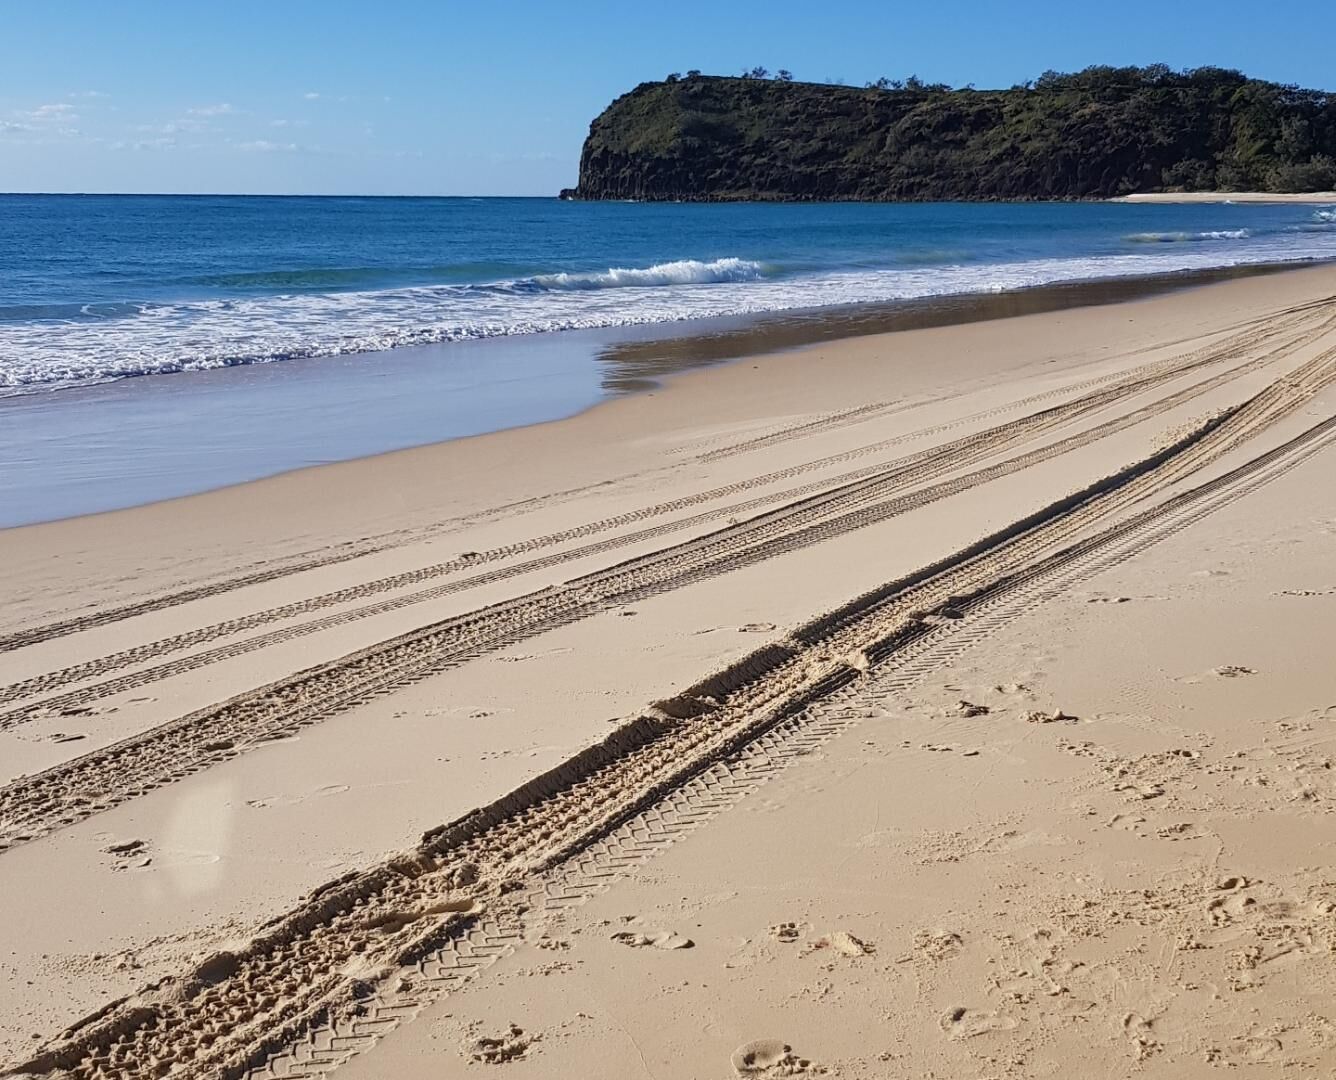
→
(2, 194, 1336, 398)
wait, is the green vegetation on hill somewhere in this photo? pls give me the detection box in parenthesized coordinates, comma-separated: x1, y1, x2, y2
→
(562, 66, 1336, 202)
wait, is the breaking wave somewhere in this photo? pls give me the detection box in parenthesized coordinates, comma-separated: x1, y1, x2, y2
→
(5, 236, 1336, 398)
(530, 257, 766, 290)
(1124, 229, 1251, 243)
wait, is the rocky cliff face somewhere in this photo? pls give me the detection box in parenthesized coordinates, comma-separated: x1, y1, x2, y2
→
(562, 69, 1336, 202)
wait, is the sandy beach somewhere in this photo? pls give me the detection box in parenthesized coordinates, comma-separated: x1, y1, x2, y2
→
(4, 264, 1336, 1078)
(1114, 191, 1336, 204)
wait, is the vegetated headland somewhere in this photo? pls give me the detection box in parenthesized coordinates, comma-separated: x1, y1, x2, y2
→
(562, 65, 1336, 202)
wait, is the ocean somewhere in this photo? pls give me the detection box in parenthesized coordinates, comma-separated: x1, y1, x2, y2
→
(2, 194, 1335, 523)
(6, 194, 1336, 396)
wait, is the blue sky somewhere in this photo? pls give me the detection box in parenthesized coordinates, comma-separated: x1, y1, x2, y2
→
(2, 0, 1333, 196)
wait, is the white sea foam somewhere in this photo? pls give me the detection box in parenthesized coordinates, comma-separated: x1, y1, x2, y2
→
(1315, 208, 1336, 223)
(531, 257, 764, 289)
(4, 238, 1336, 397)
(1125, 229, 1251, 243)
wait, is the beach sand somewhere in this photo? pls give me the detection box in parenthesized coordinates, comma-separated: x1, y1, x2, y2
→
(3, 265, 1336, 1077)
(1114, 191, 1336, 204)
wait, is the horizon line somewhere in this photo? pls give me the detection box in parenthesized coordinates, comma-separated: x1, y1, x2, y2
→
(0, 191, 564, 199)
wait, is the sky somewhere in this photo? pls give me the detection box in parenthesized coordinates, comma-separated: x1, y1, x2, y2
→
(1, 0, 1333, 196)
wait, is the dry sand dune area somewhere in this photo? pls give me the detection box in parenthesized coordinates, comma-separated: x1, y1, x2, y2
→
(3, 266, 1336, 1079)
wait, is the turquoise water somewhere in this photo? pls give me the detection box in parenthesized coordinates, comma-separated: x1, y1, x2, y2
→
(3, 194, 1335, 397)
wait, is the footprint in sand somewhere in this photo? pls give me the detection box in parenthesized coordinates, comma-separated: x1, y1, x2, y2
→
(808, 931, 873, 957)
(1155, 822, 1200, 840)
(1025, 709, 1078, 724)
(464, 1024, 536, 1064)
(102, 837, 152, 871)
(1114, 781, 1165, 801)
(738, 622, 778, 634)
(611, 930, 694, 950)
(1122, 1013, 1159, 1060)
(1206, 891, 1257, 927)
(102, 838, 147, 856)
(769, 922, 803, 943)
(1219, 1036, 1283, 1063)
(939, 1007, 1017, 1039)
(913, 929, 963, 960)
(730, 1039, 815, 1076)
(1213, 665, 1256, 678)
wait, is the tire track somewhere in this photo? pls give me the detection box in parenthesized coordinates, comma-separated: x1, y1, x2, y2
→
(4, 307, 1325, 718)
(1, 347, 1333, 860)
(4, 302, 1326, 656)
(12, 369, 1336, 1080)
(693, 397, 909, 461)
(251, 388, 1336, 1080)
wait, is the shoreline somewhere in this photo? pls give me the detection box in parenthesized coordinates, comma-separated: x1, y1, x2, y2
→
(2, 258, 1329, 529)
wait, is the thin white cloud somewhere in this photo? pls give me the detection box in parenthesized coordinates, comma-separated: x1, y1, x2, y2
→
(69, 90, 108, 99)
(303, 91, 320, 100)
(4, 105, 83, 140)
(127, 136, 176, 151)
(239, 139, 299, 153)
(188, 103, 235, 117)
(23, 103, 78, 121)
